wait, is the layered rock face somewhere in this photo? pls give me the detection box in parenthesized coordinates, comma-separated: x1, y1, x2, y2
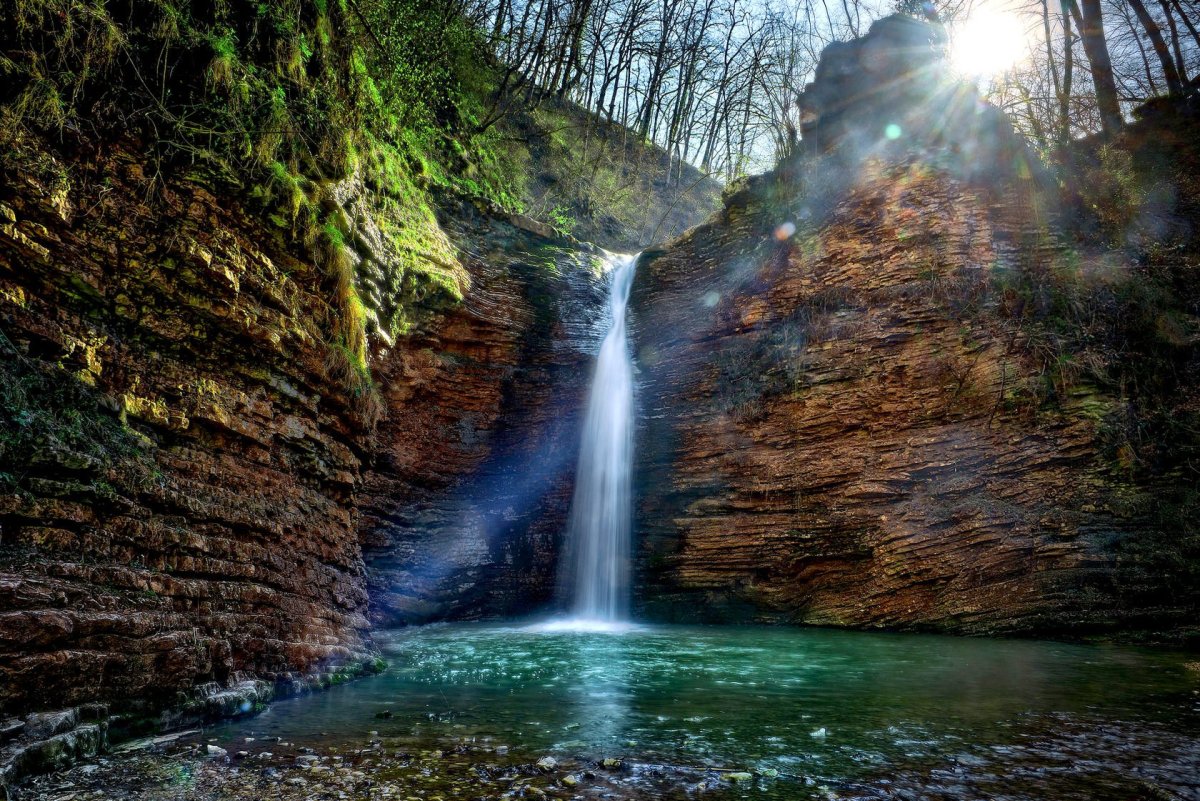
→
(359, 210, 608, 625)
(0, 136, 600, 733)
(630, 16, 1192, 635)
(0, 143, 376, 717)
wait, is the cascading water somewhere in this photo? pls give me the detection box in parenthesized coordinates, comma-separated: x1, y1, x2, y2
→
(559, 252, 638, 624)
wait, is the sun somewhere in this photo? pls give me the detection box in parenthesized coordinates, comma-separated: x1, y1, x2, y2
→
(949, 5, 1029, 79)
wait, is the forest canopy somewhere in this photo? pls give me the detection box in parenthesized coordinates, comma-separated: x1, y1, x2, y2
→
(479, 0, 1200, 174)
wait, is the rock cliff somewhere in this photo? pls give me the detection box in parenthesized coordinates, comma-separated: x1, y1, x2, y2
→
(358, 207, 608, 626)
(629, 15, 1199, 638)
(0, 132, 602, 769)
(0, 141, 377, 718)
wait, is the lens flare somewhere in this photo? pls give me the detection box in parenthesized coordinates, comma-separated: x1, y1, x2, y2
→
(949, 6, 1028, 78)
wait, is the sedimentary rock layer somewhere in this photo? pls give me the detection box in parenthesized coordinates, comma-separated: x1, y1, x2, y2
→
(359, 211, 608, 625)
(0, 139, 599, 722)
(629, 137, 1197, 634)
(0, 143, 378, 715)
(624, 14, 1200, 637)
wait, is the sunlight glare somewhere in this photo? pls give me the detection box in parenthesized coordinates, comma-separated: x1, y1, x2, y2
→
(949, 6, 1028, 78)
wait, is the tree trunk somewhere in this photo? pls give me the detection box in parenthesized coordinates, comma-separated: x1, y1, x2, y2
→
(1071, 0, 1123, 134)
(1128, 0, 1183, 95)
(1158, 0, 1190, 84)
(1168, 0, 1200, 52)
(1060, 1, 1074, 144)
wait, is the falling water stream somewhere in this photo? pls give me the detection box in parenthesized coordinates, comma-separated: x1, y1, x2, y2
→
(559, 252, 637, 623)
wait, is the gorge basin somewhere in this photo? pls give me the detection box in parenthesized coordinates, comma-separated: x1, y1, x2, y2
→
(201, 623, 1200, 800)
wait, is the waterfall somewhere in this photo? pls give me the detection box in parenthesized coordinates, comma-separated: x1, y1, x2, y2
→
(562, 252, 638, 623)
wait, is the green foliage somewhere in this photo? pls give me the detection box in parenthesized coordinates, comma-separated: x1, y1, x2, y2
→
(0, 339, 155, 494)
(0, 0, 529, 424)
(500, 101, 720, 250)
(547, 205, 575, 237)
(1081, 145, 1146, 245)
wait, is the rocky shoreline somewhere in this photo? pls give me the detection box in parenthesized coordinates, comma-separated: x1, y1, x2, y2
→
(10, 731, 762, 801)
(0, 657, 385, 790)
(10, 710, 1200, 801)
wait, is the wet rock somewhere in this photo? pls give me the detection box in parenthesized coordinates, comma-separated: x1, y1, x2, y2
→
(23, 710, 78, 740)
(534, 756, 557, 771)
(0, 720, 25, 744)
(205, 745, 227, 758)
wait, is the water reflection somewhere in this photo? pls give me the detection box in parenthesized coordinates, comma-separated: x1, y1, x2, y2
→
(555, 629, 633, 752)
(207, 624, 1200, 799)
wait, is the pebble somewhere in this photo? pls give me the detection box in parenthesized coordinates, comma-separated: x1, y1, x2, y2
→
(205, 745, 228, 758)
(295, 755, 320, 766)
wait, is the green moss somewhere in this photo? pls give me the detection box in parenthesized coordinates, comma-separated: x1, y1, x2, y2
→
(0, 337, 156, 495)
(0, 0, 522, 414)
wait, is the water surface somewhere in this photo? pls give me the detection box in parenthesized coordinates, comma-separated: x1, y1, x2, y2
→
(210, 623, 1200, 799)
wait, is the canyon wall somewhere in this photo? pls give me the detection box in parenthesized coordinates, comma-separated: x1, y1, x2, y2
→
(0, 135, 599, 748)
(630, 15, 1199, 638)
(0, 142, 375, 719)
(359, 208, 608, 626)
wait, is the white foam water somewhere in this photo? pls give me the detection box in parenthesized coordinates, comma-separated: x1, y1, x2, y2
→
(558, 252, 638, 625)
